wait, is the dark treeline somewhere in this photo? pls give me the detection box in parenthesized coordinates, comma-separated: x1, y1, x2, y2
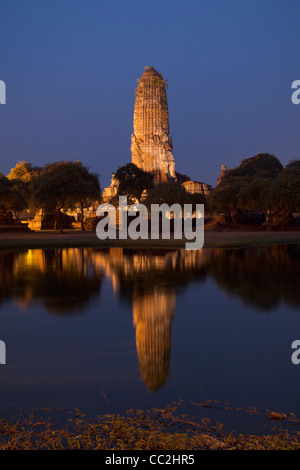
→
(106, 154, 300, 229)
(207, 153, 300, 228)
(108, 162, 206, 210)
(0, 160, 101, 232)
(1, 153, 300, 232)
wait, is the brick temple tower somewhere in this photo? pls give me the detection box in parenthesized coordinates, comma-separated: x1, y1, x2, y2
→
(131, 66, 176, 182)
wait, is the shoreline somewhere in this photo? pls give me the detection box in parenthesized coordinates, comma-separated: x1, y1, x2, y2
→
(0, 402, 299, 450)
(0, 229, 299, 250)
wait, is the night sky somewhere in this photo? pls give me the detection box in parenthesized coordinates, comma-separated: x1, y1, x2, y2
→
(1, 0, 300, 189)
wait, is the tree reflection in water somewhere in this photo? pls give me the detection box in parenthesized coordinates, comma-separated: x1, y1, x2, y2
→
(0, 248, 102, 314)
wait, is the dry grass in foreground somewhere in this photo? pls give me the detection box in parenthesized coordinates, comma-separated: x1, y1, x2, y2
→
(0, 404, 299, 450)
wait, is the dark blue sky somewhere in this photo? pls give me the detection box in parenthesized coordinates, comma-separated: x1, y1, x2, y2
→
(1, 0, 300, 189)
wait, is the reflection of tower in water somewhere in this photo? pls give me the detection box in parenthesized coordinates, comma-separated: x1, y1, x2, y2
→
(91, 247, 210, 391)
(133, 288, 175, 392)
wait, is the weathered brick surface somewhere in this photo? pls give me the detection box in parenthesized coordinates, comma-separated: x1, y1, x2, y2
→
(131, 67, 175, 182)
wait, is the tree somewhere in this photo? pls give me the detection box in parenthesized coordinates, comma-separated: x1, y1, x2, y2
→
(7, 179, 29, 221)
(113, 163, 154, 204)
(7, 161, 42, 220)
(0, 174, 14, 213)
(264, 159, 300, 226)
(0, 174, 27, 222)
(144, 181, 204, 211)
(31, 161, 100, 233)
(8, 161, 41, 183)
(72, 162, 101, 231)
(208, 153, 283, 222)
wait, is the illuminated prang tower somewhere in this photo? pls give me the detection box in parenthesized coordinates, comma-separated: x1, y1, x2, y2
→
(131, 66, 176, 182)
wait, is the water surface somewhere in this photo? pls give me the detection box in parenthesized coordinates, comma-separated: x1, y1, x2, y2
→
(0, 244, 300, 433)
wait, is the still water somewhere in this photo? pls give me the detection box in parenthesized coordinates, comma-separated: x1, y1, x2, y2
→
(0, 244, 300, 433)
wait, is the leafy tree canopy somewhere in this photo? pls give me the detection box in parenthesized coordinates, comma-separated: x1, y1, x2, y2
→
(114, 163, 154, 203)
(208, 153, 283, 214)
(265, 159, 300, 213)
(8, 161, 41, 182)
(0, 173, 27, 218)
(144, 182, 205, 213)
(31, 161, 100, 231)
